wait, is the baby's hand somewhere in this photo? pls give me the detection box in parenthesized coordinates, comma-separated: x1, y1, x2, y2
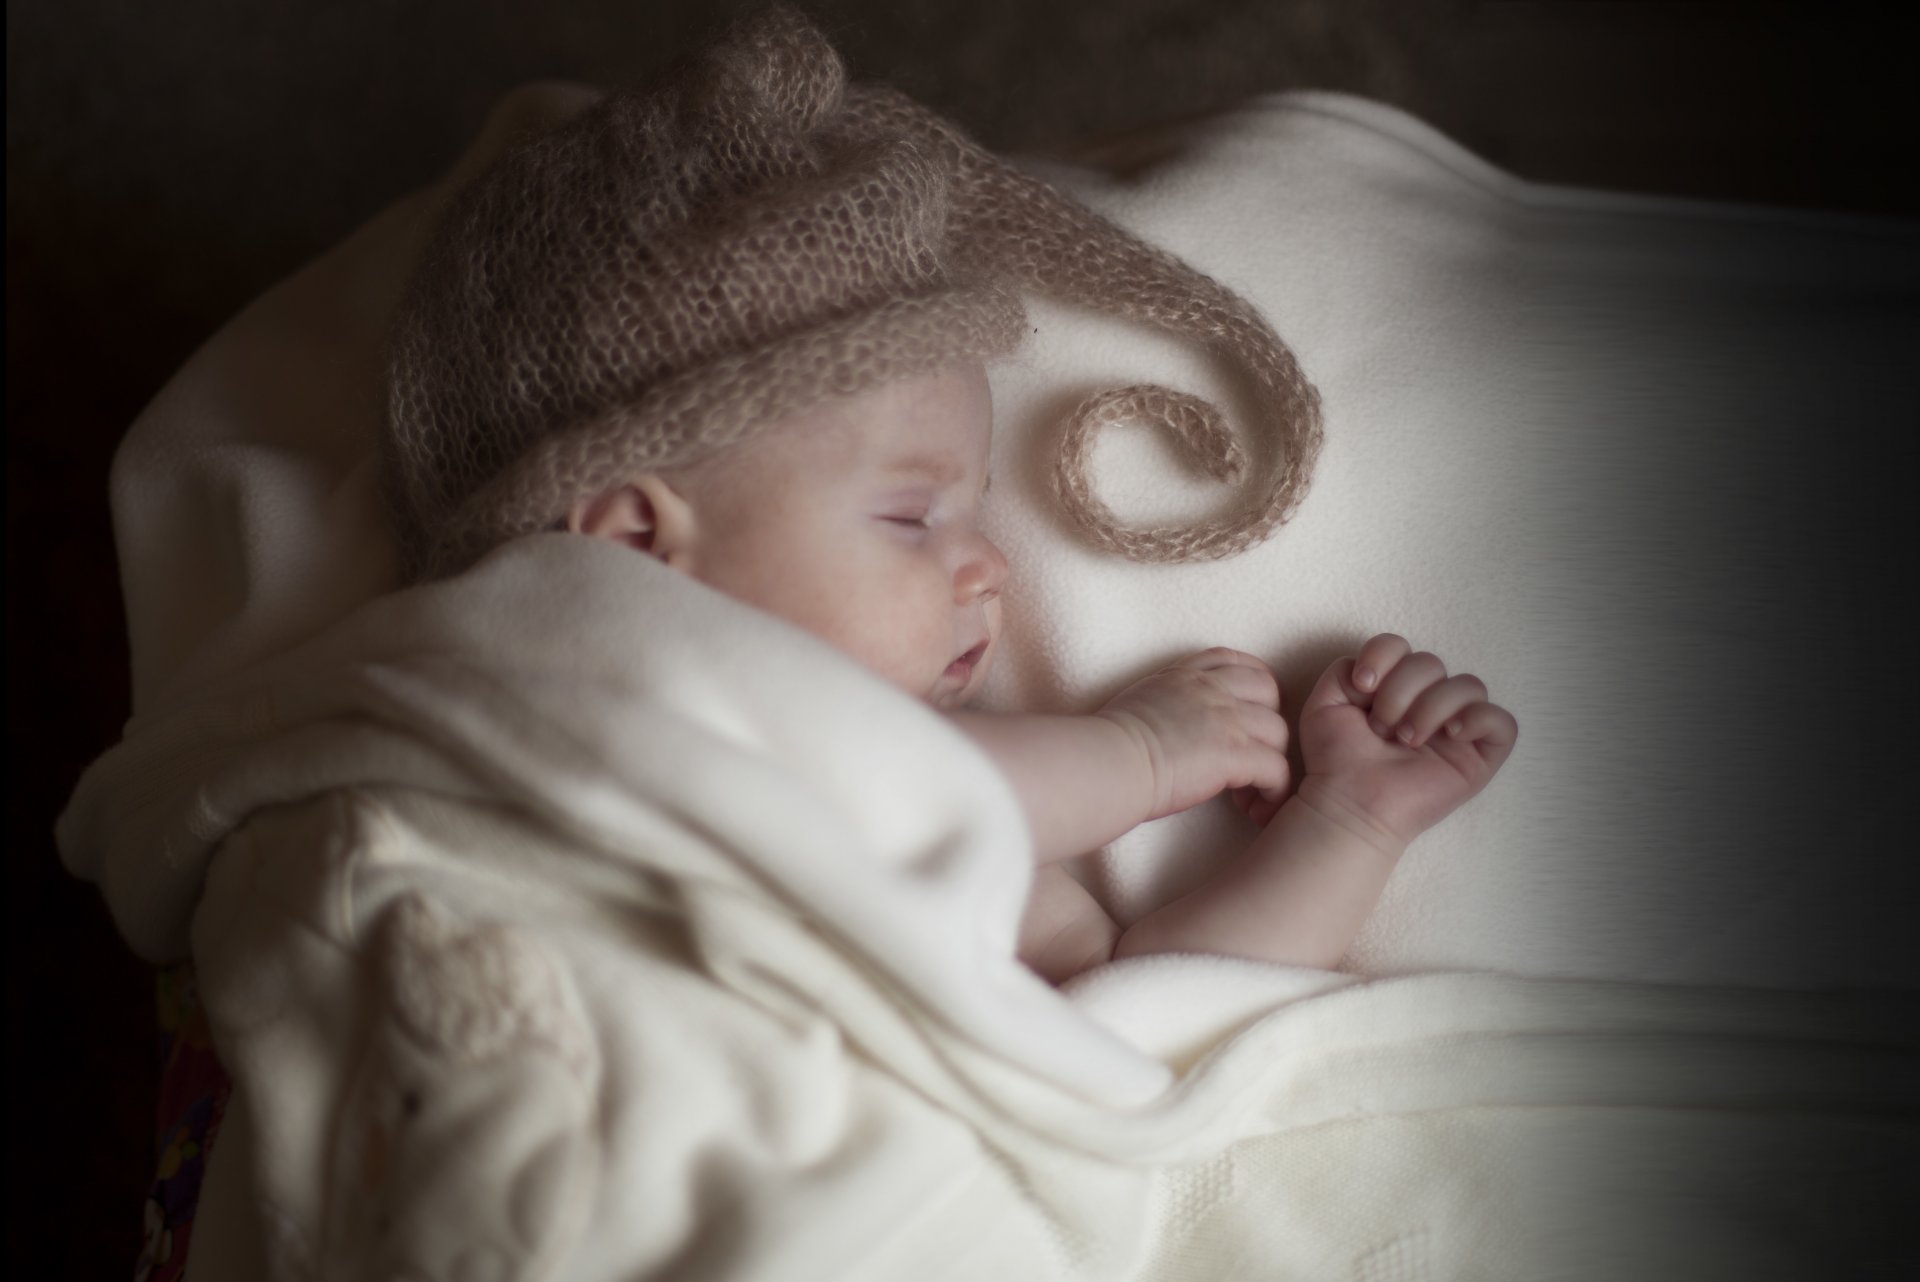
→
(1295, 634, 1518, 853)
(1095, 648, 1291, 825)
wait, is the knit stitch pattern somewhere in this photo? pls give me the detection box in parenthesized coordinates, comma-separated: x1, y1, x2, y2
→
(384, 4, 1322, 580)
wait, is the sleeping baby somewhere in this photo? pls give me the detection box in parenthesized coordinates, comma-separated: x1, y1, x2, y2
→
(380, 5, 1515, 985)
(558, 359, 1516, 983)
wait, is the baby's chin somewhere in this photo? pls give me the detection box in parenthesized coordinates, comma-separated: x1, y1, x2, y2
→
(925, 681, 970, 712)
(928, 686, 978, 712)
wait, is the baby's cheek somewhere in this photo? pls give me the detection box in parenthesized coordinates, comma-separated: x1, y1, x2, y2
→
(849, 607, 936, 694)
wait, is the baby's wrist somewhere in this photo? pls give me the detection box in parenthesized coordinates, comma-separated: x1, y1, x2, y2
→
(1090, 708, 1165, 826)
(1290, 777, 1411, 862)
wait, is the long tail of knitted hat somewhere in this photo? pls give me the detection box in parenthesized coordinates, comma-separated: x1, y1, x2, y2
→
(385, 4, 1322, 581)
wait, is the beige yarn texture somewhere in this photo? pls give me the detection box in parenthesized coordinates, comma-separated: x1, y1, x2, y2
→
(384, 3, 1323, 581)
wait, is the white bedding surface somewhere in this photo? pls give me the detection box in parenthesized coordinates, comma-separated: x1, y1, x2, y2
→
(979, 92, 1920, 989)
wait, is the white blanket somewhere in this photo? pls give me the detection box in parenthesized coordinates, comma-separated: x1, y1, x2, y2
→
(58, 535, 1917, 1279)
(58, 86, 1916, 1279)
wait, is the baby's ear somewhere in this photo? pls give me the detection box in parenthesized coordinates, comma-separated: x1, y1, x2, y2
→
(567, 482, 655, 550)
(565, 476, 699, 570)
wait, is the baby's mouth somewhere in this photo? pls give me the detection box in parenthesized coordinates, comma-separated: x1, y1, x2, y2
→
(944, 640, 988, 683)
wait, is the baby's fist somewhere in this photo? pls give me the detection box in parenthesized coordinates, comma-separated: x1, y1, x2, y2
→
(1297, 634, 1518, 850)
(1095, 648, 1291, 823)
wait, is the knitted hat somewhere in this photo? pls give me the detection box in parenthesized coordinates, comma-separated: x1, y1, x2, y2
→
(384, 4, 1322, 581)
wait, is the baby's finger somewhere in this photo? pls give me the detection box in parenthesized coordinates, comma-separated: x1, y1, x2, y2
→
(1234, 742, 1292, 799)
(1239, 704, 1289, 753)
(1177, 646, 1266, 673)
(1247, 790, 1286, 827)
(1226, 781, 1288, 827)
(1366, 650, 1447, 737)
(1390, 673, 1489, 749)
(1442, 701, 1520, 770)
(1211, 661, 1282, 711)
(1349, 634, 1412, 700)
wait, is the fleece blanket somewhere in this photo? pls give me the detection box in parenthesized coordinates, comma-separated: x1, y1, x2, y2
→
(59, 85, 1917, 1279)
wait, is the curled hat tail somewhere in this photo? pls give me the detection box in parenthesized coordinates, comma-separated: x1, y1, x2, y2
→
(843, 79, 1324, 563)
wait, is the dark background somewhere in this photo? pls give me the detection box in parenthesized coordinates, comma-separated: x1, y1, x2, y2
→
(9, 1, 1917, 1274)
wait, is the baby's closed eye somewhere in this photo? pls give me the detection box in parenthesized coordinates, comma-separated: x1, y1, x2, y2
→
(876, 512, 939, 546)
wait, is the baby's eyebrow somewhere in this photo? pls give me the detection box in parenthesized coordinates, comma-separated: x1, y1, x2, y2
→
(882, 454, 965, 485)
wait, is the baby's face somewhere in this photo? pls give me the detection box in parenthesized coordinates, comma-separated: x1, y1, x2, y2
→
(669, 362, 1006, 709)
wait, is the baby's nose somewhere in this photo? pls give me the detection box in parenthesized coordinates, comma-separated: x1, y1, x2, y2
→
(955, 536, 1009, 604)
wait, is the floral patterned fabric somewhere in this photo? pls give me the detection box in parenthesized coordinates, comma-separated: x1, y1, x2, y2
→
(135, 964, 232, 1282)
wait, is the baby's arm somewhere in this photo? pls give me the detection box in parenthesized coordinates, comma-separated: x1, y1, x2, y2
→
(943, 712, 1154, 866)
(948, 649, 1290, 865)
(951, 650, 1291, 983)
(1115, 635, 1517, 969)
(953, 639, 1513, 979)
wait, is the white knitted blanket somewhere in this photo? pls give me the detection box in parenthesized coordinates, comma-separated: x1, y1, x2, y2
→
(57, 86, 1915, 1279)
